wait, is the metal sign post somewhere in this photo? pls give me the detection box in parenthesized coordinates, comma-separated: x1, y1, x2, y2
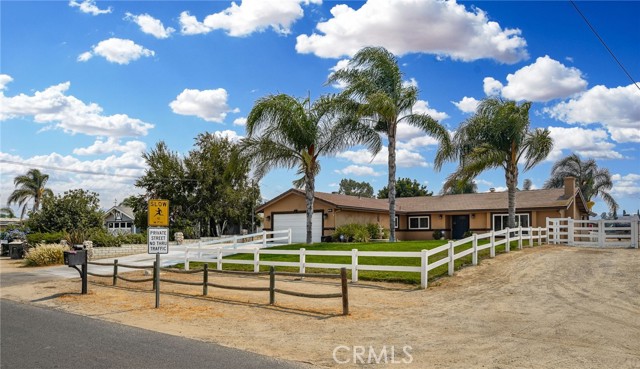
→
(148, 227, 168, 308)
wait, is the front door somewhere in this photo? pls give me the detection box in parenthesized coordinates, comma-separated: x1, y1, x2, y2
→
(451, 215, 470, 239)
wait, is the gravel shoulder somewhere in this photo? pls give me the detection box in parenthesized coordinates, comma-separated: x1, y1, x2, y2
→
(1, 245, 639, 368)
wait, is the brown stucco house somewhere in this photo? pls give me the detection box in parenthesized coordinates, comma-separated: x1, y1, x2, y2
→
(257, 177, 589, 243)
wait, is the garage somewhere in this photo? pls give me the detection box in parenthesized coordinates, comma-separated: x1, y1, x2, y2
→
(273, 213, 323, 243)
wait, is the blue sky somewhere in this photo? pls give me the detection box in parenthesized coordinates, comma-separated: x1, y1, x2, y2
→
(1, 0, 639, 217)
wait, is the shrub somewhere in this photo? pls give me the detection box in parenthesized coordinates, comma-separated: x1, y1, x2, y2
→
(119, 232, 146, 245)
(432, 229, 444, 240)
(334, 223, 370, 242)
(23, 244, 69, 266)
(27, 232, 65, 245)
(88, 228, 121, 247)
(462, 231, 473, 239)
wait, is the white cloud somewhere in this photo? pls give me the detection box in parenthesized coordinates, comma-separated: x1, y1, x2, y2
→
(179, 0, 320, 37)
(403, 78, 418, 88)
(547, 126, 622, 161)
(296, 0, 528, 63)
(483, 77, 503, 96)
(233, 117, 247, 126)
(411, 100, 449, 121)
(484, 55, 587, 102)
(0, 80, 154, 137)
(169, 88, 235, 123)
(179, 11, 211, 35)
(69, 0, 111, 16)
(125, 13, 175, 39)
(452, 96, 479, 113)
(335, 165, 381, 177)
(545, 84, 640, 143)
(214, 130, 243, 142)
(73, 138, 146, 156)
(79, 38, 155, 65)
(397, 135, 440, 151)
(0, 74, 13, 90)
(337, 146, 428, 168)
(611, 173, 640, 197)
(328, 59, 350, 89)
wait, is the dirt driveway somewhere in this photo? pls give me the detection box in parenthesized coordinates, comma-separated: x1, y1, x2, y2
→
(2, 245, 639, 368)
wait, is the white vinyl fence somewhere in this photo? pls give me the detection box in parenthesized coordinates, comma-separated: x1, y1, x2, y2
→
(183, 227, 547, 289)
(547, 217, 639, 248)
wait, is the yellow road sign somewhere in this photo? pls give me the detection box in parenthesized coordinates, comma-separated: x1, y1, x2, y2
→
(148, 199, 169, 227)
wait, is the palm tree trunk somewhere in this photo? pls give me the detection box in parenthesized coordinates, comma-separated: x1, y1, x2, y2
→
(304, 172, 315, 245)
(506, 162, 519, 229)
(388, 124, 397, 242)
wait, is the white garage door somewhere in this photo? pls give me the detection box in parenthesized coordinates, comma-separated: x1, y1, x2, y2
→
(273, 213, 323, 244)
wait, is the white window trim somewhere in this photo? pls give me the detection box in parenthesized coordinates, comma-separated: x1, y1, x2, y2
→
(408, 216, 430, 230)
(492, 213, 530, 231)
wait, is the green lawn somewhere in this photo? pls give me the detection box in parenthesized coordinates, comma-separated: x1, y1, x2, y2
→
(179, 237, 534, 285)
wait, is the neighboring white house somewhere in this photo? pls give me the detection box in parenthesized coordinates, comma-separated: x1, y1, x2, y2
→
(103, 206, 137, 234)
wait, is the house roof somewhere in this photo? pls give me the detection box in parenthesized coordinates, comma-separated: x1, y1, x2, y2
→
(104, 205, 135, 220)
(258, 187, 587, 214)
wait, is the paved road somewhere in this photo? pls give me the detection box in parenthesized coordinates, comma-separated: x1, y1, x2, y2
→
(0, 299, 311, 369)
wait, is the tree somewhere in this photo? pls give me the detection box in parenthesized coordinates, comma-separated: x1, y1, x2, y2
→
(338, 179, 374, 198)
(0, 207, 15, 218)
(328, 46, 451, 241)
(242, 93, 376, 244)
(543, 154, 618, 213)
(522, 178, 533, 191)
(27, 189, 103, 233)
(7, 168, 54, 219)
(441, 178, 478, 195)
(378, 178, 433, 198)
(436, 98, 553, 229)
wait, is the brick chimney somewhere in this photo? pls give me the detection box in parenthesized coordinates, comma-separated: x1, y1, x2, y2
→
(564, 176, 576, 199)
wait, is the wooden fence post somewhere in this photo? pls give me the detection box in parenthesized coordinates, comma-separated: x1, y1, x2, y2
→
(217, 248, 223, 270)
(490, 231, 495, 258)
(341, 268, 349, 316)
(351, 249, 358, 283)
(299, 248, 306, 275)
(506, 228, 511, 252)
(448, 241, 454, 276)
(253, 248, 260, 273)
(112, 259, 118, 286)
(420, 249, 428, 289)
(269, 266, 275, 305)
(472, 234, 478, 266)
(203, 263, 208, 296)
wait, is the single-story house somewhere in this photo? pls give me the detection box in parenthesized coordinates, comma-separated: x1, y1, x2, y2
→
(103, 206, 137, 234)
(257, 177, 589, 243)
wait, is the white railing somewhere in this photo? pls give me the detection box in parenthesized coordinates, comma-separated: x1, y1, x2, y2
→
(183, 227, 547, 290)
(184, 229, 291, 267)
(546, 217, 639, 248)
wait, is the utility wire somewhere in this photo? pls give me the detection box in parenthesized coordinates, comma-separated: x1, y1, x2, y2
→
(569, 0, 640, 91)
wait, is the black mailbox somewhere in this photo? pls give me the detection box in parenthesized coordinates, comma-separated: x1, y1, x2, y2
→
(63, 250, 86, 266)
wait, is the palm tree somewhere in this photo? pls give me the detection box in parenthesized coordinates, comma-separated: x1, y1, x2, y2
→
(0, 207, 16, 218)
(328, 46, 451, 242)
(441, 178, 478, 195)
(436, 98, 553, 229)
(242, 93, 378, 244)
(543, 154, 618, 212)
(7, 168, 54, 219)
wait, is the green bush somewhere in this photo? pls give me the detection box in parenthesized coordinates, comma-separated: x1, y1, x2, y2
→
(87, 228, 147, 247)
(23, 244, 69, 266)
(462, 231, 473, 239)
(433, 229, 444, 240)
(334, 223, 370, 242)
(119, 233, 146, 245)
(27, 232, 65, 245)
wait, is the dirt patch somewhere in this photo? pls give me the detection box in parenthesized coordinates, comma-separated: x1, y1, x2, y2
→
(2, 245, 639, 368)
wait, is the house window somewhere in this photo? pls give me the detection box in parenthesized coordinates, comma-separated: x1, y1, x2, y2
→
(408, 216, 430, 230)
(126, 222, 132, 228)
(493, 213, 530, 231)
(394, 216, 399, 229)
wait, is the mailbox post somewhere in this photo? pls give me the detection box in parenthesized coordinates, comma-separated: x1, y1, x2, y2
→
(63, 245, 88, 294)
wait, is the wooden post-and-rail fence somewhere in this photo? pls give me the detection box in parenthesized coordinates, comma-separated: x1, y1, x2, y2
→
(86, 260, 349, 315)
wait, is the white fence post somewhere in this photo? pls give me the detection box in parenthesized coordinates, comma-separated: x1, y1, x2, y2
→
(233, 235, 238, 249)
(217, 248, 223, 270)
(351, 249, 358, 283)
(448, 241, 454, 276)
(253, 248, 260, 272)
(490, 230, 495, 258)
(299, 248, 306, 274)
(633, 221, 639, 249)
(598, 219, 605, 248)
(518, 226, 523, 249)
(420, 249, 428, 289)
(184, 248, 190, 271)
(528, 227, 533, 247)
(538, 227, 542, 246)
(197, 241, 202, 259)
(568, 218, 575, 246)
(262, 230, 267, 247)
(472, 234, 478, 266)
(288, 229, 292, 244)
(505, 227, 511, 252)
